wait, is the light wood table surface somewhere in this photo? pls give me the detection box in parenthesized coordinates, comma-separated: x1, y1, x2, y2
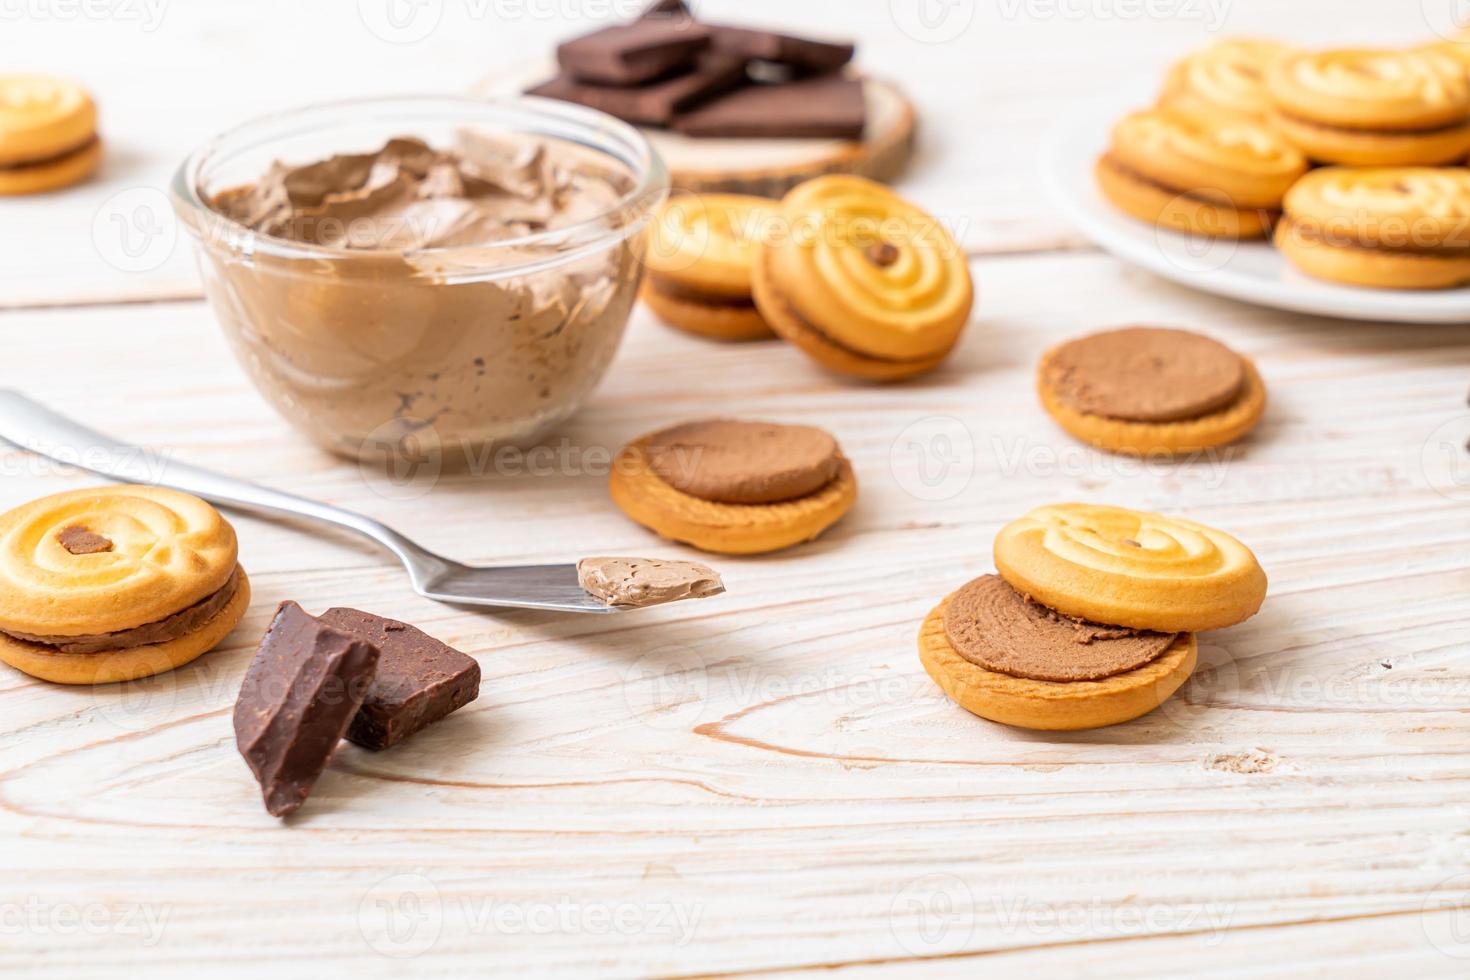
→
(3, 2, 1470, 977)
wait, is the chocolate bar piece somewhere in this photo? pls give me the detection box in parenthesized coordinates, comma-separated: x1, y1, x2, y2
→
(320, 608, 481, 751)
(528, 52, 748, 127)
(557, 20, 710, 86)
(673, 74, 866, 139)
(233, 602, 380, 818)
(709, 26, 853, 74)
(638, 0, 690, 20)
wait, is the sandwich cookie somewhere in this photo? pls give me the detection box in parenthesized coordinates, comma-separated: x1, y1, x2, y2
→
(1159, 37, 1293, 120)
(751, 175, 972, 380)
(919, 503, 1266, 730)
(642, 193, 778, 341)
(0, 75, 102, 195)
(1037, 326, 1267, 455)
(609, 419, 856, 554)
(1276, 167, 1470, 289)
(1096, 108, 1307, 240)
(0, 486, 250, 684)
(1266, 48, 1470, 166)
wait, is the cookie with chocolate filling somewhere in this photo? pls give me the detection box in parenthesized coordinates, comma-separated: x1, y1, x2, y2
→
(751, 176, 973, 380)
(1265, 48, 1470, 166)
(1275, 167, 1470, 290)
(0, 75, 103, 195)
(919, 503, 1266, 729)
(919, 575, 1198, 730)
(1037, 327, 1267, 455)
(609, 419, 857, 554)
(0, 486, 250, 684)
(1096, 108, 1306, 240)
(642, 193, 778, 341)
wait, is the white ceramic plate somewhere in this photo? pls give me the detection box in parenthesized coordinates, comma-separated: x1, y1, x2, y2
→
(1040, 92, 1470, 325)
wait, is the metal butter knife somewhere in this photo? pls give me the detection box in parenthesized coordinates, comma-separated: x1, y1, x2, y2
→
(0, 390, 624, 614)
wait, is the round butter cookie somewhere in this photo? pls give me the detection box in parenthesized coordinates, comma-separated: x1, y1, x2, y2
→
(1276, 167, 1470, 289)
(1160, 37, 1294, 120)
(642, 193, 778, 341)
(1037, 327, 1267, 455)
(0, 485, 249, 684)
(609, 419, 856, 554)
(751, 175, 973, 380)
(1266, 49, 1470, 165)
(1096, 109, 1306, 240)
(993, 503, 1267, 634)
(0, 74, 102, 195)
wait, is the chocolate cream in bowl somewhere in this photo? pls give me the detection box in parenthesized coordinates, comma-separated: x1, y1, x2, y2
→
(197, 133, 641, 464)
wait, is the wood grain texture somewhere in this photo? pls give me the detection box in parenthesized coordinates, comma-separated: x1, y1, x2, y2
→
(2, 248, 1469, 976)
(5, 2, 1470, 976)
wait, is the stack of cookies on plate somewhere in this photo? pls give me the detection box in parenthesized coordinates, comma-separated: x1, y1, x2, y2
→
(1097, 30, 1470, 290)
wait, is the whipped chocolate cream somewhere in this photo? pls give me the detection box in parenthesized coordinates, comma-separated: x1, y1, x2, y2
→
(1043, 327, 1245, 423)
(3, 567, 242, 654)
(578, 557, 725, 607)
(210, 135, 626, 250)
(646, 419, 841, 504)
(198, 133, 642, 462)
(943, 575, 1176, 683)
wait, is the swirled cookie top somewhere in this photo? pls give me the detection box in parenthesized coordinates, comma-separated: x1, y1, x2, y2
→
(1163, 38, 1293, 118)
(766, 175, 972, 361)
(0, 485, 238, 636)
(993, 503, 1267, 633)
(1267, 48, 1470, 130)
(1284, 166, 1470, 248)
(0, 74, 96, 166)
(645, 193, 778, 297)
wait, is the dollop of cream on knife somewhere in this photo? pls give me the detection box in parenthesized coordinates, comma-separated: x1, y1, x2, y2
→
(577, 557, 725, 608)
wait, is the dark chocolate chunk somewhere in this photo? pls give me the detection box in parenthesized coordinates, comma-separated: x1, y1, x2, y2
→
(57, 525, 113, 555)
(320, 608, 481, 751)
(233, 601, 380, 817)
(557, 20, 710, 86)
(528, 52, 748, 127)
(672, 74, 866, 139)
(708, 26, 853, 74)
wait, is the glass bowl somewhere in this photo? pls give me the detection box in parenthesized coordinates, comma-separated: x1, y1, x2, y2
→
(172, 95, 667, 465)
